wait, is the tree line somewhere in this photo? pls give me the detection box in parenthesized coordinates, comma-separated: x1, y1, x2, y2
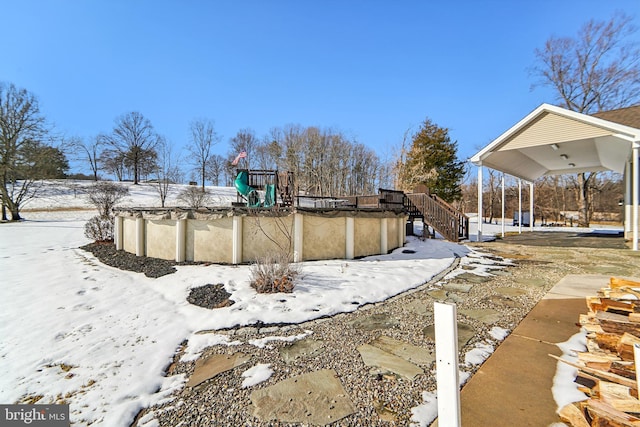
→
(460, 171, 625, 226)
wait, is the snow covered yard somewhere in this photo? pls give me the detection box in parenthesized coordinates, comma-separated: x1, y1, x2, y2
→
(1, 181, 622, 426)
(0, 192, 468, 426)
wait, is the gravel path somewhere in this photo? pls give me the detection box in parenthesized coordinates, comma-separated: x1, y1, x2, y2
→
(86, 239, 640, 426)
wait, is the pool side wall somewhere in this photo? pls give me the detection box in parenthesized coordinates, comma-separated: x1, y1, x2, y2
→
(115, 209, 407, 264)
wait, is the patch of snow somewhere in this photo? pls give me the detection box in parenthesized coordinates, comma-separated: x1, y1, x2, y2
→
(464, 342, 494, 366)
(410, 390, 438, 427)
(552, 331, 588, 410)
(248, 331, 313, 349)
(180, 334, 242, 362)
(241, 363, 274, 388)
(489, 326, 510, 341)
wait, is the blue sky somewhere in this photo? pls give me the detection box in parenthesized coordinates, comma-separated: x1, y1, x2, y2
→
(2, 1, 639, 174)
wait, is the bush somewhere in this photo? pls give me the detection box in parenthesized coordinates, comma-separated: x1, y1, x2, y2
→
(86, 181, 129, 217)
(249, 253, 299, 294)
(84, 215, 114, 242)
(177, 186, 211, 208)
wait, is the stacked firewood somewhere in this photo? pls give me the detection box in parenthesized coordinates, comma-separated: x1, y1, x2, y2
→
(557, 277, 640, 427)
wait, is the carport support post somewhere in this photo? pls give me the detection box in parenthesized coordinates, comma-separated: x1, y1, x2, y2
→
(434, 301, 461, 427)
(518, 179, 522, 234)
(477, 165, 483, 242)
(501, 174, 505, 238)
(633, 143, 639, 251)
(529, 181, 534, 231)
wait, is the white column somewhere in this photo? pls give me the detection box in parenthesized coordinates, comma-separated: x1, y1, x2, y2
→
(477, 166, 483, 242)
(380, 218, 388, 254)
(346, 216, 355, 259)
(434, 302, 461, 427)
(625, 160, 632, 237)
(529, 181, 534, 231)
(232, 215, 243, 264)
(501, 174, 505, 238)
(518, 179, 522, 234)
(293, 213, 303, 262)
(115, 215, 124, 251)
(135, 217, 145, 257)
(398, 217, 405, 248)
(175, 219, 186, 262)
(633, 144, 639, 251)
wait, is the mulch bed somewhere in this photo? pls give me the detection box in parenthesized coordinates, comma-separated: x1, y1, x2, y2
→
(81, 242, 181, 278)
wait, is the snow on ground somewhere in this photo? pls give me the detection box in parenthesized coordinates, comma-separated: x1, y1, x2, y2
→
(1, 180, 621, 426)
(552, 332, 589, 409)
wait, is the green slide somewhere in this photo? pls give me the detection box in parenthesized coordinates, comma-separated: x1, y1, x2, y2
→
(234, 171, 261, 207)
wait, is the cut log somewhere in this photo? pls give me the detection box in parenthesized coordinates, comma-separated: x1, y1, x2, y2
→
(558, 402, 590, 427)
(584, 399, 640, 426)
(550, 354, 637, 389)
(618, 333, 640, 362)
(599, 381, 640, 413)
(593, 298, 640, 314)
(597, 332, 623, 353)
(610, 278, 640, 289)
(598, 311, 640, 337)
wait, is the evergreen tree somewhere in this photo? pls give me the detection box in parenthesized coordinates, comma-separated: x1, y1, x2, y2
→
(400, 118, 465, 202)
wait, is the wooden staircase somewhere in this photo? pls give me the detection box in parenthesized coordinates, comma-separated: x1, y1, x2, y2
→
(404, 192, 469, 242)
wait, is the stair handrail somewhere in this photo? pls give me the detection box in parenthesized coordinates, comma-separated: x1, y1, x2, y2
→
(405, 192, 468, 242)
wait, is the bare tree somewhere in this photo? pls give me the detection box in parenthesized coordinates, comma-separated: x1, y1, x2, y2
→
(205, 154, 225, 186)
(153, 137, 181, 207)
(531, 12, 640, 226)
(69, 136, 101, 180)
(0, 83, 53, 220)
(101, 112, 159, 185)
(188, 118, 219, 191)
(229, 128, 259, 169)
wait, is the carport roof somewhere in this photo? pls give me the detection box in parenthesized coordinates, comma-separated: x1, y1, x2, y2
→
(470, 103, 640, 181)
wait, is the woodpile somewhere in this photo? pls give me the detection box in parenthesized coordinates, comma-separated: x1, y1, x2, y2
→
(557, 277, 640, 427)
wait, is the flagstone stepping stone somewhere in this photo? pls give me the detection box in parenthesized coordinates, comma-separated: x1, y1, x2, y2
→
(279, 339, 326, 364)
(443, 283, 474, 293)
(453, 272, 492, 284)
(514, 276, 547, 288)
(370, 335, 434, 365)
(459, 308, 501, 324)
(350, 313, 399, 331)
(357, 344, 423, 380)
(495, 287, 527, 297)
(403, 299, 432, 316)
(423, 322, 475, 348)
(427, 289, 448, 300)
(250, 369, 355, 426)
(186, 352, 251, 388)
(482, 295, 519, 308)
(373, 399, 397, 422)
(488, 268, 511, 276)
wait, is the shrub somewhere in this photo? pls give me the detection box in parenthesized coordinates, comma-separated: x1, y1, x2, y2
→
(84, 215, 114, 242)
(86, 181, 129, 217)
(177, 186, 211, 208)
(250, 253, 299, 294)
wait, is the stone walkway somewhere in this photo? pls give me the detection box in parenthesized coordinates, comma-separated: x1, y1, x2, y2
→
(138, 234, 640, 426)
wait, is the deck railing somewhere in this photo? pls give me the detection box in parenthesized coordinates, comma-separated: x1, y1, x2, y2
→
(406, 193, 469, 242)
